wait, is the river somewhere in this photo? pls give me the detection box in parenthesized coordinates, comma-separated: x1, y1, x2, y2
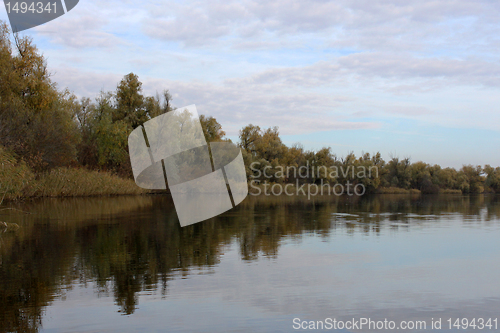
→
(1, 194, 499, 332)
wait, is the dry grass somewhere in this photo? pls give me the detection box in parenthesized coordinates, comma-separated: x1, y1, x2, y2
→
(376, 187, 421, 194)
(31, 168, 147, 197)
(0, 146, 35, 201)
(439, 189, 462, 194)
(1, 146, 146, 201)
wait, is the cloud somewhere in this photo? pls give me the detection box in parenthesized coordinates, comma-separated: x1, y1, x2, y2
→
(51, 66, 375, 136)
(35, 14, 119, 49)
(50, 67, 122, 97)
(210, 53, 500, 90)
(17, 0, 499, 152)
(142, 76, 370, 135)
(139, 0, 500, 53)
(337, 53, 500, 86)
(27, 0, 500, 91)
(383, 106, 434, 116)
(142, 5, 232, 46)
(33, 0, 146, 49)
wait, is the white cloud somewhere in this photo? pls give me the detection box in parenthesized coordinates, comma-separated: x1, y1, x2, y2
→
(51, 66, 376, 135)
(51, 67, 122, 97)
(337, 53, 500, 86)
(33, 0, 146, 48)
(139, 0, 500, 54)
(4, 0, 498, 164)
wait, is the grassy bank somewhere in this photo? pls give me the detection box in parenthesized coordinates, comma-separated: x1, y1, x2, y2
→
(376, 187, 463, 194)
(1, 146, 145, 201)
(248, 183, 468, 196)
(376, 187, 422, 194)
(439, 189, 463, 194)
(248, 182, 406, 196)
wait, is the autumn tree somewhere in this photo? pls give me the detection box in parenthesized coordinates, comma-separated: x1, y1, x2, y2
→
(460, 165, 485, 193)
(75, 74, 174, 176)
(239, 124, 261, 154)
(113, 73, 147, 129)
(484, 165, 500, 193)
(199, 115, 226, 142)
(0, 22, 79, 170)
(383, 157, 412, 189)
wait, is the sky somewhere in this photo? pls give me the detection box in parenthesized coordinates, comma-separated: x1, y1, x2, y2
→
(1, 0, 500, 168)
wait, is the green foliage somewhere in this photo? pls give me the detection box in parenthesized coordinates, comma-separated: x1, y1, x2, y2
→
(239, 124, 261, 153)
(114, 73, 147, 128)
(353, 152, 383, 193)
(0, 23, 79, 171)
(460, 165, 485, 194)
(484, 165, 500, 192)
(76, 76, 173, 176)
(199, 114, 226, 142)
(255, 127, 286, 162)
(1, 20, 500, 199)
(383, 157, 411, 189)
(236, 121, 500, 194)
(408, 161, 440, 193)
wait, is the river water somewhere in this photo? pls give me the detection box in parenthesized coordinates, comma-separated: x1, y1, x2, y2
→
(1, 194, 499, 332)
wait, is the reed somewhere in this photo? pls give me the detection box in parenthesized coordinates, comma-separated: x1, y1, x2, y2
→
(31, 168, 146, 198)
(439, 189, 462, 194)
(376, 187, 421, 194)
(1, 147, 146, 200)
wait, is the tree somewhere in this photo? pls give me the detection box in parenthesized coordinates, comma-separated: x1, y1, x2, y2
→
(75, 75, 174, 176)
(353, 152, 383, 193)
(254, 127, 285, 162)
(484, 165, 500, 192)
(114, 73, 146, 129)
(238, 124, 261, 154)
(460, 165, 484, 193)
(409, 161, 439, 193)
(0, 22, 80, 170)
(199, 115, 226, 142)
(384, 157, 411, 189)
(75, 91, 131, 176)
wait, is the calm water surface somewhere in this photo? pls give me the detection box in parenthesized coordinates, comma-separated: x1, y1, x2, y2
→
(1, 194, 500, 332)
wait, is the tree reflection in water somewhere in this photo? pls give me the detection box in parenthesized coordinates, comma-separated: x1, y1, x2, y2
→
(0, 194, 499, 332)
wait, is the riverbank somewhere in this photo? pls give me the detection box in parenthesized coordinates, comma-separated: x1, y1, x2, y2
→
(375, 187, 461, 194)
(0, 146, 483, 201)
(1, 147, 145, 201)
(248, 182, 465, 196)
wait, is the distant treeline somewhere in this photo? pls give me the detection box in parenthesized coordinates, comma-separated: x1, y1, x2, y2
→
(1, 21, 499, 198)
(239, 126, 500, 194)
